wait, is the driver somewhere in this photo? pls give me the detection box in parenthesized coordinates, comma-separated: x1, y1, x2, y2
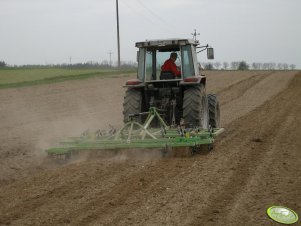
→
(161, 52, 181, 77)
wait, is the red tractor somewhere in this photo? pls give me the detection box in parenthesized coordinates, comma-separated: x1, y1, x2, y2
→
(123, 38, 220, 130)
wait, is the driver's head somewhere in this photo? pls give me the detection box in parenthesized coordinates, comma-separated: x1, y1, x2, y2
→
(170, 52, 178, 61)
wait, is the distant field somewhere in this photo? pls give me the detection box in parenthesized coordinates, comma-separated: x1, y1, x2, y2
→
(0, 67, 135, 89)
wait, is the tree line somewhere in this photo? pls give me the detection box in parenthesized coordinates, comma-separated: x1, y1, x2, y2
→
(0, 60, 137, 69)
(0, 59, 297, 70)
(0, 61, 6, 67)
(201, 61, 296, 70)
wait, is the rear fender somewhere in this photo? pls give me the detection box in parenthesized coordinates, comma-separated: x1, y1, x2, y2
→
(123, 79, 145, 88)
(180, 76, 206, 86)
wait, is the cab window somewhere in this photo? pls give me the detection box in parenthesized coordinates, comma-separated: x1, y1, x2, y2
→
(145, 50, 154, 81)
(137, 48, 145, 81)
(181, 45, 194, 78)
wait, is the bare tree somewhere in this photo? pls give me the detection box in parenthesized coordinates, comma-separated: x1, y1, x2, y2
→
(262, 63, 269, 70)
(204, 63, 214, 70)
(223, 62, 229, 70)
(283, 63, 289, 70)
(100, 60, 110, 67)
(257, 63, 263, 70)
(252, 62, 262, 70)
(231, 61, 239, 70)
(0, 61, 6, 67)
(214, 62, 221, 70)
(252, 62, 263, 70)
(289, 64, 296, 70)
(277, 63, 283, 70)
(269, 62, 276, 70)
(238, 61, 249, 70)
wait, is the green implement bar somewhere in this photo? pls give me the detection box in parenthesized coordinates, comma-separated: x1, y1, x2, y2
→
(45, 107, 224, 157)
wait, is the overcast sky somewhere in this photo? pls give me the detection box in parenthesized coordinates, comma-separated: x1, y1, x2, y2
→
(0, 0, 300, 67)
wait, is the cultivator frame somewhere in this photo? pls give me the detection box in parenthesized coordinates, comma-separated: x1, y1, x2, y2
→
(46, 107, 224, 159)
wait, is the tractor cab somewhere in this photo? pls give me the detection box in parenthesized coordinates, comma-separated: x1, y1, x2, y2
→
(126, 38, 214, 86)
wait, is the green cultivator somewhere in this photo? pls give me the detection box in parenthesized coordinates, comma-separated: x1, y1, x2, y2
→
(46, 107, 224, 159)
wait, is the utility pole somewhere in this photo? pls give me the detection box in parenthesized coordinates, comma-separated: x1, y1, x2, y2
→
(191, 29, 200, 40)
(69, 56, 72, 70)
(116, 0, 121, 68)
(108, 51, 113, 67)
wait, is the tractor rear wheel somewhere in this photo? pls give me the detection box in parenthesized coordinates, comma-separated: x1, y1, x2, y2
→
(207, 94, 220, 128)
(123, 88, 143, 123)
(183, 84, 209, 129)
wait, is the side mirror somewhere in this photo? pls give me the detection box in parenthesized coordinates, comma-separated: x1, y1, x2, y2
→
(207, 48, 214, 60)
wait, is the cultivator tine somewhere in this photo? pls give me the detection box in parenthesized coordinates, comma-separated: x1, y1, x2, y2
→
(47, 152, 70, 162)
(81, 129, 90, 137)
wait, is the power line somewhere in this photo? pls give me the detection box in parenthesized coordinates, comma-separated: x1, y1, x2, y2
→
(120, 0, 161, 26)
(135, 0, 178, 31)
(119, 0, 176, 34)
(119, 0, 155, 24)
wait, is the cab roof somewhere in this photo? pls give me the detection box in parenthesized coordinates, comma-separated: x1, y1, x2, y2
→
(135, 38, 199, 48)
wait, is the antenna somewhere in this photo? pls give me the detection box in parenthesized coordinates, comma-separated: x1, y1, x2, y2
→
(191, 29, 200, 40)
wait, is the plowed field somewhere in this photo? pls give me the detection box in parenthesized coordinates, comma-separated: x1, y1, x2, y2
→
(0, 71, 300, 225)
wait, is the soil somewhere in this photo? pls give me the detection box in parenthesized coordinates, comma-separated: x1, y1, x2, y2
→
(0, 71, 300, 226)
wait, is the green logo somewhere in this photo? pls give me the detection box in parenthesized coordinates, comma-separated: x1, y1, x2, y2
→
(267, 206, 298, 224)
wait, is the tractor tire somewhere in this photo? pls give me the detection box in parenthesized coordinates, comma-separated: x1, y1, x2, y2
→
(123, 88, 143, 123)
(207, 94, 220, 128)
(183, 84, 209, 129)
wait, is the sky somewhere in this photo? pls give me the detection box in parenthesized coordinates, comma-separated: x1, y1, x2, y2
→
(0, 0, 300, 68)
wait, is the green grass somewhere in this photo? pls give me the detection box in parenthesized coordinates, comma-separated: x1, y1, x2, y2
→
(0, 67, 136, 89)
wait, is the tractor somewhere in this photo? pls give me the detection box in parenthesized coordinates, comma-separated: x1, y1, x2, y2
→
(123, 38, 220, 129)
(45, 39, 223, 159)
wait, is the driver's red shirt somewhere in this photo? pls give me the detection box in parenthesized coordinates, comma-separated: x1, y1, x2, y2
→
(161, 59, 181, 77)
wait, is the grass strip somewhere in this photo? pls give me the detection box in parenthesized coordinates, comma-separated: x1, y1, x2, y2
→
(0, 70, 135, 89)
